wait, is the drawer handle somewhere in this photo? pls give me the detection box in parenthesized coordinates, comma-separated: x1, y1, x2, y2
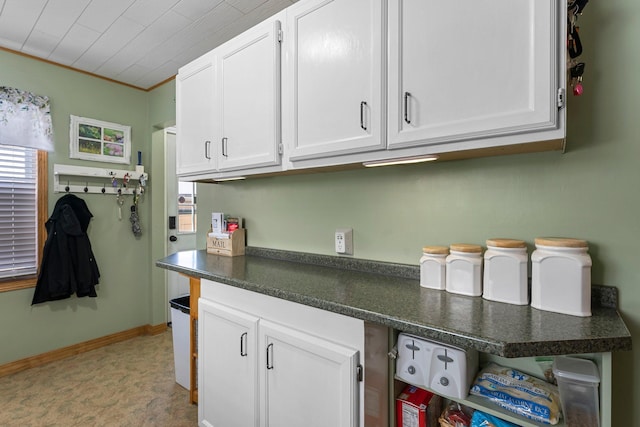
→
(266, 343, 274, 370)
(222, 137, 228, 157)
(204, 140, 211, 159)
(360, 101, 367, 131)
(404, 92, 412, 124)
(240, 332, 248, 357)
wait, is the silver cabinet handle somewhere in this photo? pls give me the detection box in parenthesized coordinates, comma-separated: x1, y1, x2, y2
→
(404, 92, 411, 124)
(266, 343, 274, 370)
(222, 137, 228, 157)
(204, 140, 211, 159)
(360, 101, 367, 131)
(240, 332, 247, 357)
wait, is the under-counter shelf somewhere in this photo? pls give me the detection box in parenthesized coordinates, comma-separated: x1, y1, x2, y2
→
(394, 352, 612, 427)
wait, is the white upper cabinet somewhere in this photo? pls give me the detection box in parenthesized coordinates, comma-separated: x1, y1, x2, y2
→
(176, 0, 566, 178)
(283, 0, 386, 162)
(176, 51, 216, 176)
(216, 15, 283, 172)
(388, 0, 563, 150)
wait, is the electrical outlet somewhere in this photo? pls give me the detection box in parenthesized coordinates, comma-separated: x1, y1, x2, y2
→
(335, 228, 353, 255)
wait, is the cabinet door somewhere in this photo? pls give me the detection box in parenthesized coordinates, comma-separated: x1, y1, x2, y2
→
(284, 0, 385, 161)
(176, 53, 216, 175)
(199, 299, 259, 427)
(216, 17, 282, 172)
(388, 0, 561, 149)
(259, 320, 359, 427)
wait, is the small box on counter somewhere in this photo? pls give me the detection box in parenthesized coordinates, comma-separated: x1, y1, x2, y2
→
(206, 228, 245, 257)
(396, 385, 441, 427)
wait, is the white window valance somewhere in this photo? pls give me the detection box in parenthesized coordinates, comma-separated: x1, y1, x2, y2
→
(0, 86, 54, 152)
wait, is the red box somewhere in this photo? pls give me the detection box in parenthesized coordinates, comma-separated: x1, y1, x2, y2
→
(396, 385, 441, 427)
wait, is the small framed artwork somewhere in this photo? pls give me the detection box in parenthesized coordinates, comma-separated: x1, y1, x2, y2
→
(69, 115, 131, 164)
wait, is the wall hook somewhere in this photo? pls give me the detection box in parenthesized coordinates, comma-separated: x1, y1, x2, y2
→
(65, 181, 70, 193)
(84, 182, 89, 193)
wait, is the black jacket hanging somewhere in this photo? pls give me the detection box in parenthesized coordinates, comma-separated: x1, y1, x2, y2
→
(32, 194, 100, 305)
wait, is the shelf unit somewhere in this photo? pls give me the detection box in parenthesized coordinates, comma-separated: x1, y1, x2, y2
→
(393, 352, 611, 427)
(53, 163, 149, 195)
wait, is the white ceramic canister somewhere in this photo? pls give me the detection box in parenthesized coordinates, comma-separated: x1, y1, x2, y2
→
(531, 237, 592, 317)
(483, 238, 529, 305)
(446, 243, 483, 296)
(420, 246, 449, 290)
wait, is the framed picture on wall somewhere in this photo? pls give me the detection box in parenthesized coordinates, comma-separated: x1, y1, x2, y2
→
(69, 115, 131, 164)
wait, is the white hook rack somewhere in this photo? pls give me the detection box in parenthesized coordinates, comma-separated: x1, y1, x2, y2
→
(54, 164, 149, 195)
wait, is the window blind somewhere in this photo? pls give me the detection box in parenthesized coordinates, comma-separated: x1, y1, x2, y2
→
(0, 145, 37, 279)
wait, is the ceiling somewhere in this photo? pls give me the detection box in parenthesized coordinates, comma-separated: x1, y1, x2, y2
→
(0, 0, 295, 90)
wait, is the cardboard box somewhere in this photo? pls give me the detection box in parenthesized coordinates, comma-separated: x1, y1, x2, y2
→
(396, 385, 441, 427)
(206, 228, 245, 257)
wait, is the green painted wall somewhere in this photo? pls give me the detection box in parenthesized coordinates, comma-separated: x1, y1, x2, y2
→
(1, 0, 638, 424)
(194, 2, 639, 425)
(0, 49, 159, 363)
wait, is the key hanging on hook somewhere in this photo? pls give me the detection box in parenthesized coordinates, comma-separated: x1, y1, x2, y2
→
(84, 182, 89, 193)
(570, 62, 585, 96)
(123, 173, 130, 188)
(65, 180, 70, 193)
(116, 189, 125, 221)
(102, 184, 106, 194)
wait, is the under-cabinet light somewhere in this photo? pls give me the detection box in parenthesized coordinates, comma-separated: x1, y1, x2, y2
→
(362, 154, 439, 168)
(215, 176, 246, 182)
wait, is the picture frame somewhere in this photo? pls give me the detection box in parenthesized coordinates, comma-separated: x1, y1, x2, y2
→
(69, 115, 131, 164)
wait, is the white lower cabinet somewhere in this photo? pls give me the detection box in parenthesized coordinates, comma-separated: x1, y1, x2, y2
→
(260, 320, 359, 427)
(198, 280, 364, 427)
(198, 299, 259, 427)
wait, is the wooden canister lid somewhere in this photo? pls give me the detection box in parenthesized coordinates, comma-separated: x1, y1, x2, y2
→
(534, 237, 588, 248)
(422, 245, 449, 255)
(450, 243, 482, 253)
(486, 238, 526, 248)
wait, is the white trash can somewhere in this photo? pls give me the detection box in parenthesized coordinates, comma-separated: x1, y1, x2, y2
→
(170, 295, 190, 390)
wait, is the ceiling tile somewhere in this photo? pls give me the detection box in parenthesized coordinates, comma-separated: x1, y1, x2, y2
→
(225, 0, 267, 14)
(96, 10, 192, 76)
(0, 0, 298, 89)
(32, 0, 91, 39)
(48, 24, 102, 65)
(137, 2, 242, 69)
(172, 0, 223, 21)
(72, 16, 145, 72)
(124, 0, 180, 27)
(172, 0, 291, 66)
(21, 29, 61, 58)
(0, 35, 22, 51)
(76, 0, 136, 33)
(189, 2, 244, 38)
(115, 63, 150, 84)
(131, 59, 179, 88)
(0, 0, 48, 49)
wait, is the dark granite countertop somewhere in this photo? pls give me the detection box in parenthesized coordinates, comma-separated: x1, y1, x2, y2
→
(156, 248, 632, 358)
